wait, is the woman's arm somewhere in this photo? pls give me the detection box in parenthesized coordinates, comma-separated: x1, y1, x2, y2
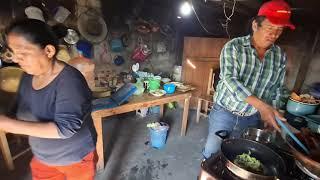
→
(0, 115, 61, 138)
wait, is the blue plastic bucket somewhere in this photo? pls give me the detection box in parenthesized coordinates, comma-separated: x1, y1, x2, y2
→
(149, 122, 169, 149)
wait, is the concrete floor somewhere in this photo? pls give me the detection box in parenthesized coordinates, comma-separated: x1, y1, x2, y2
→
(0, 108, 209, 180)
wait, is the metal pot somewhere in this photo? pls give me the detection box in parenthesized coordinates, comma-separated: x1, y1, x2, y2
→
(241, 128, 292, 156)
(286, 134, 320, 178)
(216, 130, 286, 180)
(241, 128, 274, 144)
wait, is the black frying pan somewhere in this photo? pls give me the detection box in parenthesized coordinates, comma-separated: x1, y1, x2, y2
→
(216, 130, 286, 179)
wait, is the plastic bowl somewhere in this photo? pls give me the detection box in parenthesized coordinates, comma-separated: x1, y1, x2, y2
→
(286, 98, 319, 116)
(163, 83, 176, 94)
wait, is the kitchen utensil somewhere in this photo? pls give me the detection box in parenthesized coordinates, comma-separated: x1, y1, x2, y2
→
(91, 87, 111, 98)
(216, 130, 286, 179)
(77, 9, 108, 43)
(150, 89, 166, 97)
(25, 6, 45, 22)
(161, 78, 171, 83)
(0, 66, 23, 93)
(148, 79, 160, 91)
(303, 114, 320, 123)
(242, 128, 293, 157)
(276, 117, 310, 154)
(295, 160, 320, 179)
(286, 133, 320, 177)
(241, 128, 274, 144)
(306, 117, 320, 134)
(163, 83, 176, 94)
(133, 78, 144, 96)
(64, 29, 79, 45)
(286, 98, 319, 116)
(53, 6, 70, 23)
(131, 63, 139, 72)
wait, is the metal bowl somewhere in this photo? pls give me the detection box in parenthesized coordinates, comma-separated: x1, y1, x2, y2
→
(241, 128, 274, 144)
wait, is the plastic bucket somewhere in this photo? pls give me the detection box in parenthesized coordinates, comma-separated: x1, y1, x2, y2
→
(149, 122, 169, 149)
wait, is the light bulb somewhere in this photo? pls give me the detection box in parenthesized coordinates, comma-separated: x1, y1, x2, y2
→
(180, 1, 192, 16)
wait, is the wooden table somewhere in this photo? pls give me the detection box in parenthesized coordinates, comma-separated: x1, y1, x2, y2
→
(91, 91, 192, 171)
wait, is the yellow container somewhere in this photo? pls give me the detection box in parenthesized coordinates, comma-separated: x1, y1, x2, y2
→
(0, 67, 24, 93)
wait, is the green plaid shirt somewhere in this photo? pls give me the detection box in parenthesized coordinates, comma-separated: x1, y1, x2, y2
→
(214, 35, 288, 116)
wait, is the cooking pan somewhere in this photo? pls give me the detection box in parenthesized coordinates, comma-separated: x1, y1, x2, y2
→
(286, 133, 320, 178)
(216, 130, 286, 179)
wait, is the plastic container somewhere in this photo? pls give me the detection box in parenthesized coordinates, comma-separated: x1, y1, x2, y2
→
(0, 67, 23, 93)
(111, 38, 124, 52)
(173, 65, 182, 81)
(149, 122, 169, 149)
(76, 40, 92, 58)
(148, 79, 160, 91)
(163, 83, 176, 94)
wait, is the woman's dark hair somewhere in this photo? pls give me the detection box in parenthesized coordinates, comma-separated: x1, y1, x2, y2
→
(5, 19, 59, 53)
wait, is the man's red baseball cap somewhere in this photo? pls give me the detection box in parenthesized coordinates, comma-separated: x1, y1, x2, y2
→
(258, 0, 295, 30)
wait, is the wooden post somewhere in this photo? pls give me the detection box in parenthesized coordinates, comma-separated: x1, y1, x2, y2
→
(159, 104, 164, 118)
(181, 95, 191, 136)
(293, 30, 320, 93)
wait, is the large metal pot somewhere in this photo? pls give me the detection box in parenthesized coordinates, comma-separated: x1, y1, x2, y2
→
(216, 130, 286, 180)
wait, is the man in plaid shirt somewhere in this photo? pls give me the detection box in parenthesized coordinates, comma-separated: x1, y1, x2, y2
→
(203, 0, 295, 159)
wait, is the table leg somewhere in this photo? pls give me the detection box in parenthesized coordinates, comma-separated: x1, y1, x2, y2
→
(0, 131, 14, 170)
(92, 116, 104, 172)
(196, 99, 201, 123)
(160, 104, 164, 118)
(181, 96, 191, 136)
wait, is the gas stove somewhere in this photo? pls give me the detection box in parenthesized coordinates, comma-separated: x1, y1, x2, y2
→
(199, 152, 315, 180)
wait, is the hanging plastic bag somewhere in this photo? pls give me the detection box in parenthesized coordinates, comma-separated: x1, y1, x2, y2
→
(131, 37, 151, 63)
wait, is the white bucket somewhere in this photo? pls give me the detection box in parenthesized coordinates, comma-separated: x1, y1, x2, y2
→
(54, 6, 71, 23)
(25, 6, 45, 22)
(136, 108, 148, 117)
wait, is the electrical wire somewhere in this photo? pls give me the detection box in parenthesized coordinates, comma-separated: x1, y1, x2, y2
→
(221, 0, 237, 38)
(190, 0, 216, 35)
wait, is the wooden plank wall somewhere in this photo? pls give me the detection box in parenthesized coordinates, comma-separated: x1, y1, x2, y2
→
(182, 37, 229, 108)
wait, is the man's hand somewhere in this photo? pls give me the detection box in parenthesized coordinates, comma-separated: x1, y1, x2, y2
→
(257, 103, 286, 131)
(246, 96, 286, 131)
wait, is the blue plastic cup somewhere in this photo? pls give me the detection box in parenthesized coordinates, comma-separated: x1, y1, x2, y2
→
(149, 123, 169, 149)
